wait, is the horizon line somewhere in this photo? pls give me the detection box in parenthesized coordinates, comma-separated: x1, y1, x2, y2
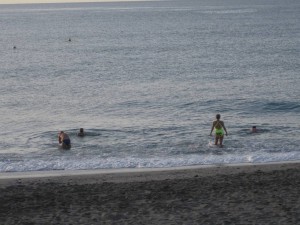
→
(0, 0, 161, 5)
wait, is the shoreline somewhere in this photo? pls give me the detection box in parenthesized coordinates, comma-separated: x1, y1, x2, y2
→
(0, 160, 299, 182)
(1, 161, 300, 224)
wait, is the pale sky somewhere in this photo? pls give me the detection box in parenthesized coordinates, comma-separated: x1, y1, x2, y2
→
(0, 0, 145, 4)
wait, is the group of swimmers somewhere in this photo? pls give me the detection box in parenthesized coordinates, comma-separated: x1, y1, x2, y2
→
(58, 114, 258, 149)
(58, 128, 84, 149)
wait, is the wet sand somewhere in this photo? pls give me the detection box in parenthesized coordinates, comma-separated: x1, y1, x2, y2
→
(0, 162, 300, 225)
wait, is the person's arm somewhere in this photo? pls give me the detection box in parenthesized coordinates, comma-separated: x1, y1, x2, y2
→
(209, 121, 215, 136)
(221, 122, 228, 135)
(58, 135, 62, 144)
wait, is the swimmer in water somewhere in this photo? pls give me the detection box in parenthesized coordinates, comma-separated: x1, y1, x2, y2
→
(58, 131, 71, 149)
(77, 128, 85, 137)
(251, 126, 257, 133)
(209, 114, 228, 147)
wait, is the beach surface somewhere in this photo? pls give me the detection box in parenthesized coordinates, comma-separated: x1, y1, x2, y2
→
(1, 162, 300, 225)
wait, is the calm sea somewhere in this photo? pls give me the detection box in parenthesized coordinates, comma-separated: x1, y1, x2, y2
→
(0, 0, 299, 172)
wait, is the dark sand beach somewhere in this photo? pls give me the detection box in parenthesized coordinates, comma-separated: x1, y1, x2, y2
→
(1, 162, 300, 225)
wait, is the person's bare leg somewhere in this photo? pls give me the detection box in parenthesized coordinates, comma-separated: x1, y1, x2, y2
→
(219, 136, 224, 147)
(215, 136, 219, 145)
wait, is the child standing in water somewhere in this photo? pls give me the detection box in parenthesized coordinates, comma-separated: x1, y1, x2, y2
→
(209, 114, 228, 147)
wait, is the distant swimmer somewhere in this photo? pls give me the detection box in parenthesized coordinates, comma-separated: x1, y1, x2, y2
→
(209, 114, 228, 147)
(68, 38, 71, 42)
(13, 46, 16, 49)
(77, 128, 85, 137)
(251, 126, 257, 133)
(58, 131, 71, 149)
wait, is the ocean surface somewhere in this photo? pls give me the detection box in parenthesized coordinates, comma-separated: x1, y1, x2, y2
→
(0, 0, 299, 172)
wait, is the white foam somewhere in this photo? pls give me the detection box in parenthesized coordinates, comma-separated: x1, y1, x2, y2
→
(1, 150, 300, 173)
(1, 160, 300, 180)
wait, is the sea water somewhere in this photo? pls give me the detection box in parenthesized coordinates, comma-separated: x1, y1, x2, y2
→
(0, 0, 299, 172)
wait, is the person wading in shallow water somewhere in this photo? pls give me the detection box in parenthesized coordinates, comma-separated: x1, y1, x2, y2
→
(209, 114, 228, 147)
(77, 128, 85, 137)
(251, 126, 257, 133)
(58, 131, 71, 149)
